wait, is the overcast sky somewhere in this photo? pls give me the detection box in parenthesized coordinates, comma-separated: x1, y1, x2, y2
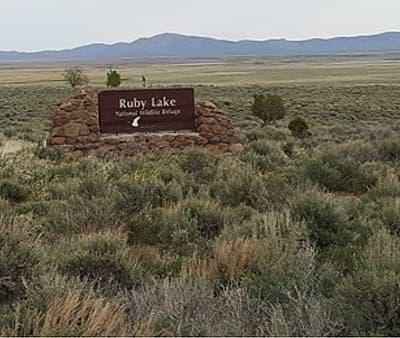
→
(1, 0, 400, 52)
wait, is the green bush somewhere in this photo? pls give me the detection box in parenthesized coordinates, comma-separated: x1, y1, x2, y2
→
(210, 168, 268, 211)
(303, 153, 378, 194)
(0, 231, 38, 304)
(0, 179, 29, 203)
(291, 190, 368, 251)
(106, 69, 122, 88)
(251, 94, 286, 126)
(288, 117, 311, 139)
(185, 198, 226, 240)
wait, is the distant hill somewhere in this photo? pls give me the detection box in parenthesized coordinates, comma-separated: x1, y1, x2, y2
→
(1, 32, 400, 62)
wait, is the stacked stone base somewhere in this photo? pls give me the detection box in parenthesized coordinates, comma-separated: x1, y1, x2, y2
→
(49, 91, 244, 158)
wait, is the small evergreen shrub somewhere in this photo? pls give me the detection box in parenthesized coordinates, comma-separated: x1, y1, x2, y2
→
(252, 94, 286, 126)
(288, 117, 311, 139)
(106, 69, 122, 88)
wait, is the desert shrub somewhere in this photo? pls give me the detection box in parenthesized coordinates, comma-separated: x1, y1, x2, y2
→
(377, 198, 400, 235)
(185, 210, 309, 288)
(46, 180, 80, 200)
(77, 174, 110, 198)
(0, 179, 30, 203)
(43, 196, 119, 236)
(220, 210, 303, 241)
(34, 146, 65, 161)
(46, 163, 81, 181)
(244, 241, 340, 320)
(291, 189, 369, 256)
(210, 160, 273, 211)
(0, 231, 38, 304)
(245, 128, 268, 141)
(16, 200, 53, 217)
(334, 141, 379, 163)
(185, 197, 226, 239)
(212, 162, 292, 211)
(115, 179, 181, 215)
(126, 278, 221, 336)
(367, 173, 400, 201)
(377, 139, 400, 163)
(51, 233, 143, 291)
(252, 94, 286, 126)
(288, 117, 311, 139)
(246, 139, 287, 159)
(335, 231, 400, 336)
(127, 245, 182, 279)
(265, 288, 342, 337)
(241, 140, 289, 172)
(128, 198, 225, 255)
(303, 152, 378, 194)
(178, 150, 219, 184)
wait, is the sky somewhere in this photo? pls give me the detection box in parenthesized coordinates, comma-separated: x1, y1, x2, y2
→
(1, 0, 400, 52)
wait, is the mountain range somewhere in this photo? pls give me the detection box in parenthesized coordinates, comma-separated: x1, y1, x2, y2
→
(1, 32, 400, 62)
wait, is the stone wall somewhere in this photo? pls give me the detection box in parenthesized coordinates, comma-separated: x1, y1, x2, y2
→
(49, 91, 243, 158)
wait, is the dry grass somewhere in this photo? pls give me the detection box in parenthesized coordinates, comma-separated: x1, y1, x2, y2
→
(7, 293, 130, 336)
(183, 211, 305, 281)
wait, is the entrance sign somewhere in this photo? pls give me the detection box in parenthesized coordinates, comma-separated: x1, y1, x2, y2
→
(98, 88, 195, 133)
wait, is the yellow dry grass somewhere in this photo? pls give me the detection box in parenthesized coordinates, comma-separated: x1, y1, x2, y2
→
(7, 293, 131, 336)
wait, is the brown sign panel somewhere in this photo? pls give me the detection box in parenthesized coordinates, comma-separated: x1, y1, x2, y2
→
(98, 88, 195, 134)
